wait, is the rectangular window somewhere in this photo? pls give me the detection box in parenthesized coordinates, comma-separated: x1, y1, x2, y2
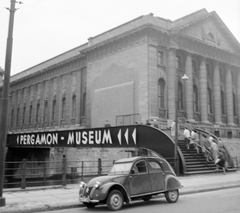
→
(206, 63, 212, 79)
(36, 103, 40, 123)
(192, 60, 197, 74)
(157, 51, 164, 66)
(176, 56, 182, 69)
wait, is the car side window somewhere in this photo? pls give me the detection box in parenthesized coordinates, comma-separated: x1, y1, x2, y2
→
(133, 160, 147, 174)
(147, 159, 163, 173)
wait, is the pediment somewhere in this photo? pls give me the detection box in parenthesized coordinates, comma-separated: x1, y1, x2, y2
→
(172, 11, 240, 54)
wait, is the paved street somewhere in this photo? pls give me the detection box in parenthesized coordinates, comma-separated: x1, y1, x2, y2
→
(36, 187, 240, 213)
(0, 171, 240, 213)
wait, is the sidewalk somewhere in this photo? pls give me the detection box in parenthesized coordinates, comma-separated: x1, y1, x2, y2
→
(1, 171, 240, 213)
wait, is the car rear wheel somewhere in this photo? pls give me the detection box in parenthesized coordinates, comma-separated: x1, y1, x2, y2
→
(83, 202, 96, 208)
(107, 190, 124, 211)
(165, 189, 179, 203)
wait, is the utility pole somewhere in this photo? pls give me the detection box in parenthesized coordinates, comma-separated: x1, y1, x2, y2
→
(0, 0, 20, 207)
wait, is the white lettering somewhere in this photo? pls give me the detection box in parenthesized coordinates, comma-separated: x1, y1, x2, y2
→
(102, 130, 112, 144)
(89, 131, 94, 144)
(31, 135, 35, 144)
(46, 134, 52, 145)
(82, 132, 87, 144)
(95, 131, 101, 144)
(76, 132, 80, 144)
(52, 133, 58, 145)
(67, 132, 74, 144)
(40, 134, 46, 144)
(36, 134, 41, 145)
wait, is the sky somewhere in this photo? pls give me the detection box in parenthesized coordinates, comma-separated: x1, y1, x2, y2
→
(0, 0, 240, 76)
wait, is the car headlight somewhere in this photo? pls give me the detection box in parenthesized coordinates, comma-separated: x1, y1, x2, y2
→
(95, 181, 101, 189)
(79, 181, 86, 188)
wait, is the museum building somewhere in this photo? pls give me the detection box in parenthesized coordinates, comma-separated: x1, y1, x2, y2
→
(1, 8, 240, 139)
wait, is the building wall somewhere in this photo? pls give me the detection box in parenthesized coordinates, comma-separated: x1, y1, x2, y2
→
(7, 57, 87, 132)
(1, 12, 240, 140)
(86, 33, 149, 127)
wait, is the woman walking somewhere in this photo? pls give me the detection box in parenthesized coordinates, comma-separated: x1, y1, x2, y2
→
(215, 147, 227, 174)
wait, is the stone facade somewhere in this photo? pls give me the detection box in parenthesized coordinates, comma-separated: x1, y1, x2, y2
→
(1, 9, 240, 163)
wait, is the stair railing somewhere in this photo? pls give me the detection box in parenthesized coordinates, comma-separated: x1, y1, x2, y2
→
(192, 128, 234, 168)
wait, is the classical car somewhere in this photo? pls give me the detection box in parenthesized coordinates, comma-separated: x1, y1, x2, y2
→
(79, 149, 182, 211)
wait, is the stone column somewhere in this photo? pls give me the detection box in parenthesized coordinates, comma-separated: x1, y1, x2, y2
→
(226, 67, 234, 125)
(199, 57, 209, 123)
(167, 47, 177, 120)
(237, 72, 240, 124)
(213, 62, 222, 124)
(185, 53, 194, 122)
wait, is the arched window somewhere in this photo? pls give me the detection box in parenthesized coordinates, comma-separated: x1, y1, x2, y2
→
(29, 104, 33, 123)
(193, 85, 199, 112)
(11, 109, 14, 127)
(36, 102, 40, 123)
(72, 95, 76, 118)
(158, 79, 165, 109)
(208, 32, 214, 40)
(221, 90, 225, 114)
(61, 97, 66, 120)
(178, 82, 183, 110)
(207, 88, 213, 113)
(52, 99, 57, 121)
(82, 93, 86, 117)
(16, 108, 20, 126)
(43, 101, 48, 122)
(22, 106, 26, 125)
(233, 92, 237, 116)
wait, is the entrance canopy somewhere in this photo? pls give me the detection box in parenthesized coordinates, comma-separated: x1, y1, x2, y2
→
(7, 125, 175, 158)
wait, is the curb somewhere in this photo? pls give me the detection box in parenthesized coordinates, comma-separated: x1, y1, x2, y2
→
(1, 183, 240, 213)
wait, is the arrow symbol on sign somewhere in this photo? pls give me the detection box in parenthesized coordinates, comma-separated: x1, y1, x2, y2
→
(118, 129, 122, 145)
(125, 129, 129, 145)
(132, 128, 136, 144)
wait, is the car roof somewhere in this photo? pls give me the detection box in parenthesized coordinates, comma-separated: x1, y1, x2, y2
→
(114, 156, 162, 164)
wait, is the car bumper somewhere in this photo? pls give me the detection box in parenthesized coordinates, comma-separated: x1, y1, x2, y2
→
(79, 195, 99, 203)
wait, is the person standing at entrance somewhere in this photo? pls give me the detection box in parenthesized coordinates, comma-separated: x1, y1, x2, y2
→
(170, 120, 176, 138)
(183, 127, 191, 149)
(104, 120, 111, 127)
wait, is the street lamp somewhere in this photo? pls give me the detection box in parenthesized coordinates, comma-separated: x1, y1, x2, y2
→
(174, 73, 189, 175)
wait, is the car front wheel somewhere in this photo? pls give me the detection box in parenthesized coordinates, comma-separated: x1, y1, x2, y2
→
(107, 190, 124, 211)
(165, 189, 179, 203)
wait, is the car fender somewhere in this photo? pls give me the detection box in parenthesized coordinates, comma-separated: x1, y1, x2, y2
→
(165, 175, 182, 191)
(90, 182, 130, 202)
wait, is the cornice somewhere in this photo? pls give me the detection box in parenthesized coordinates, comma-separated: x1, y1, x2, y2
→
(177, 35, 240, 68)
(80, 24, 169, 55)
(10, 54, 86, 86)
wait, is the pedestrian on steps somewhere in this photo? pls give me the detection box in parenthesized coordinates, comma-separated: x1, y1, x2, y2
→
(183, 127, 191, 149)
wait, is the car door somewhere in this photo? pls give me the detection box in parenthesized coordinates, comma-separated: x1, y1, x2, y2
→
(128, 160, 151, 196)
(147, 158, 165, 192)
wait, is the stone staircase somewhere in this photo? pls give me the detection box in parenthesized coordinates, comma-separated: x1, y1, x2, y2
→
(178, 140, 217, 175)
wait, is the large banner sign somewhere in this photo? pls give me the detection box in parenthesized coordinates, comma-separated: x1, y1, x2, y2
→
(7, 126, 137, 148)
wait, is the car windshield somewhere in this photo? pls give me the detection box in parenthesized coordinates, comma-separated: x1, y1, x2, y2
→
(108, 162, 132, 175)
